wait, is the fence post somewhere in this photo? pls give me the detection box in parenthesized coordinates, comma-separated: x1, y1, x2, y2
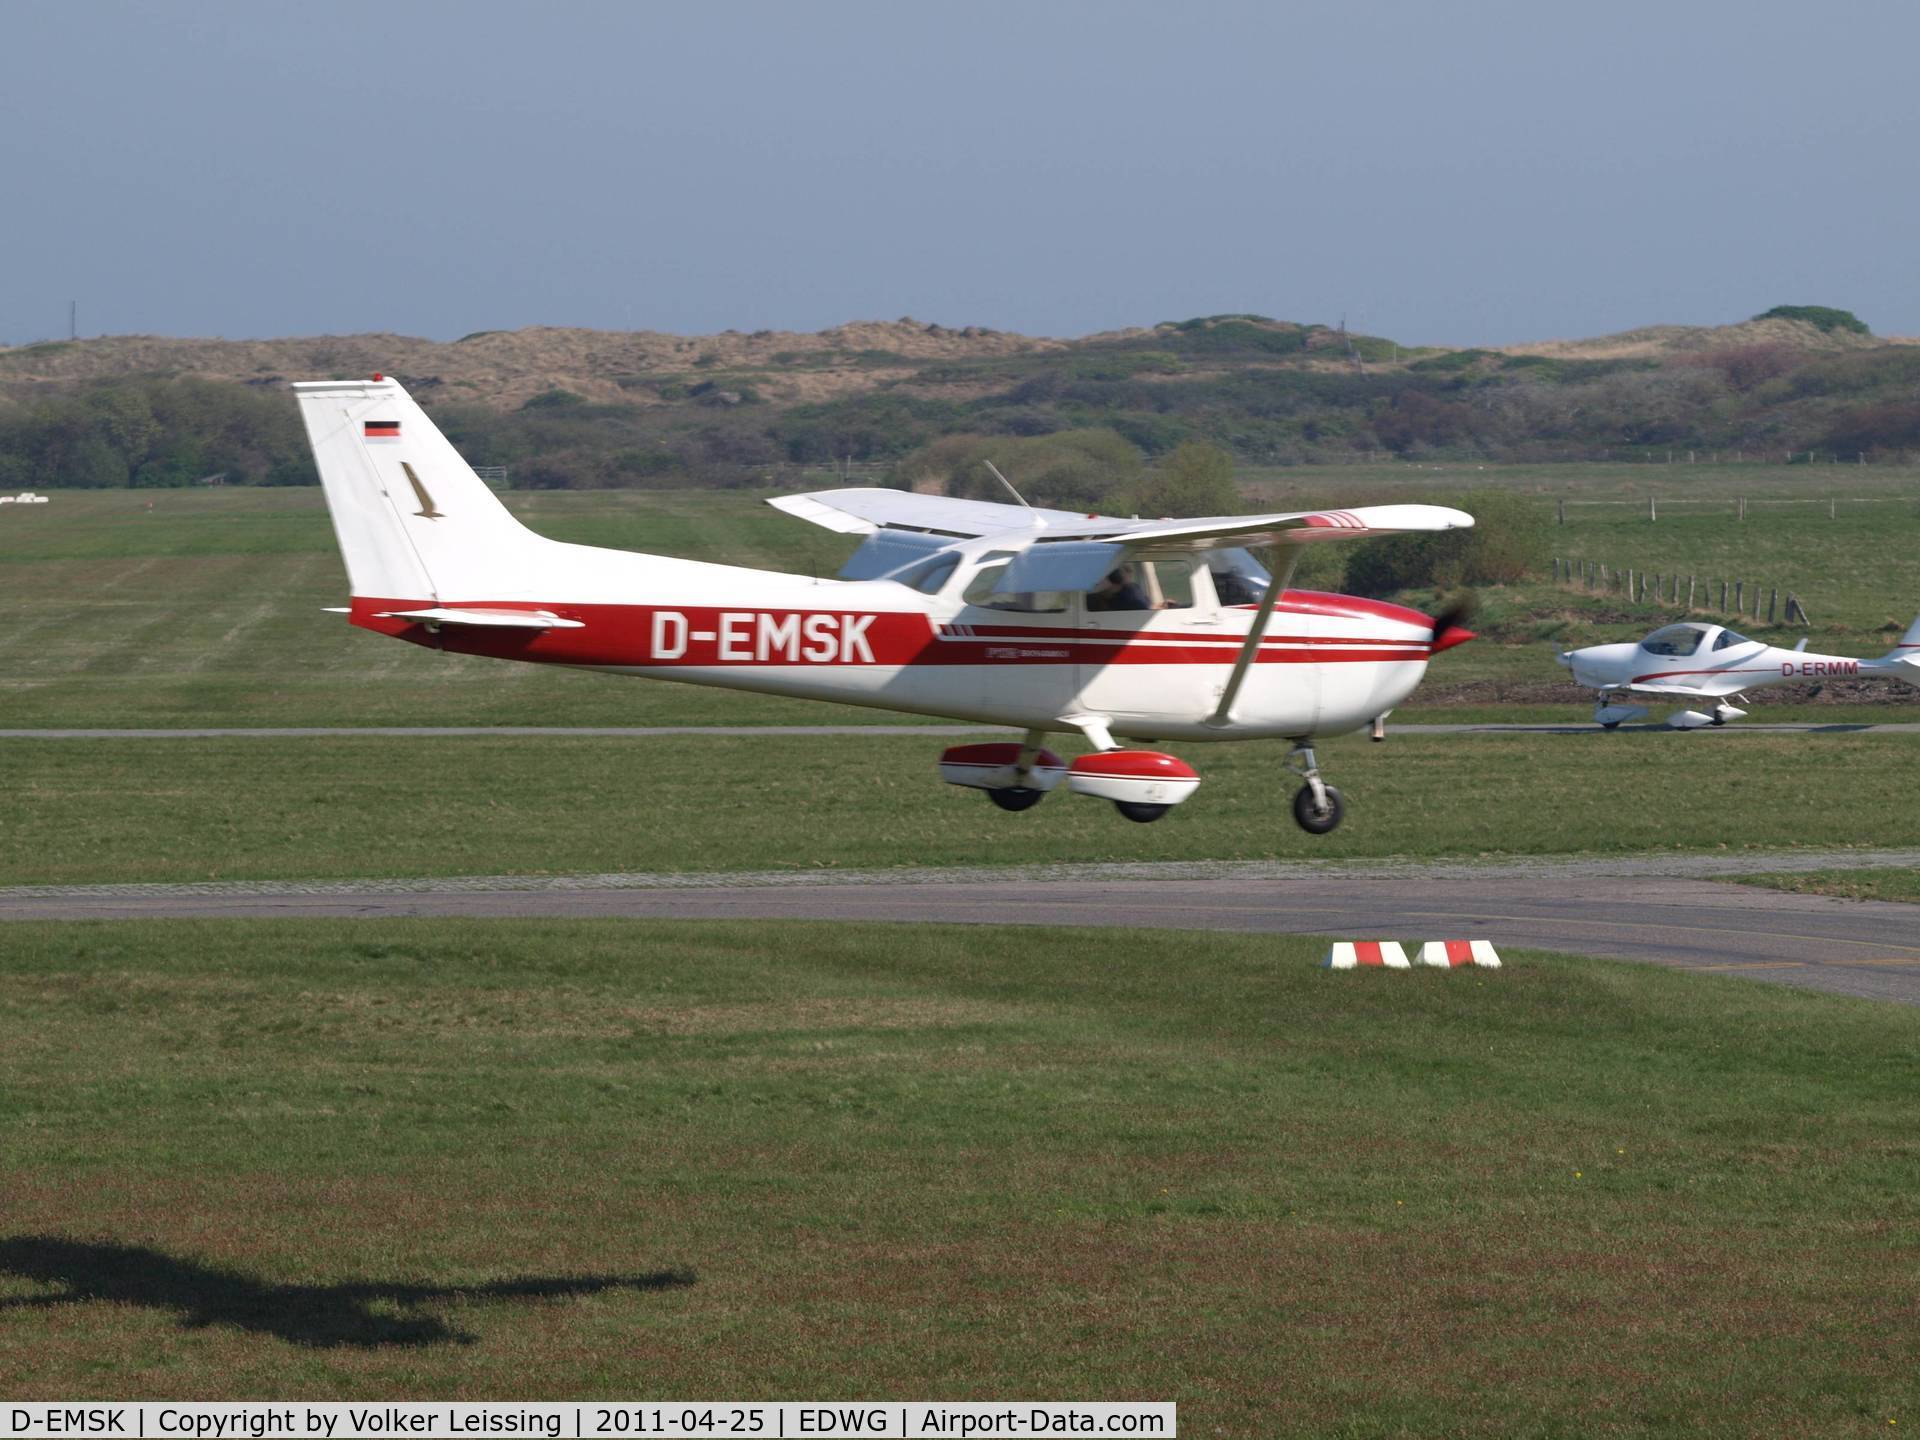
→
(1687, 576, 1696, 610)
(1719, 580, 1728, 611)
(1735, 581, 1744, 611)
(1557, 498, 1566, 525)
(1627, 567, 1635, 598)
(1738, 496, 1747, 521)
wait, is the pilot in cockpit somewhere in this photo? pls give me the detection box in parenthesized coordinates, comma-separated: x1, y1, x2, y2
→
(1086, 564, 1151, 612)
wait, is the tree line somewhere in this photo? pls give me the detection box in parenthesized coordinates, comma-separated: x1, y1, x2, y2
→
(6, 309, 1916, 492)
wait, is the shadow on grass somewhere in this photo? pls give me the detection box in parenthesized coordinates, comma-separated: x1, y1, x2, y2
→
(0, 1236, 695, 1348)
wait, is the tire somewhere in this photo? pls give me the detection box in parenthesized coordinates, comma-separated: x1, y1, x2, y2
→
(1114, 800, 1169, 824)
(1600, 721, 1621, 731)
(1292, 784, 1344, 835)
(988, 786, 1046, 813)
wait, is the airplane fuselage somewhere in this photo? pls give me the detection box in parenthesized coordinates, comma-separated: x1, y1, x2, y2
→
(352, 553, 1449, 741)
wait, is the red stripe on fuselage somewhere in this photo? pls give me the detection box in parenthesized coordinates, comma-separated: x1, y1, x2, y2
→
(347, 597, 1436, 669)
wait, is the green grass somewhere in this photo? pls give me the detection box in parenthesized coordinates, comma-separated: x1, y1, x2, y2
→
(0, 488, 879, 729)
(5, 483, 1919, 729)
(3, 729, 1917, 885)
(1725, 869, 1920, 904)
(1, 918, 1916, 1433)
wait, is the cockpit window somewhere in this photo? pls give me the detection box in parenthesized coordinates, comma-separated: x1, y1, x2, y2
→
(1086, 558, 1195, 612)
(1209, 547, 1272, 606)
(1642, 624, 1709, 657)
(904, 555, 959, 595)
(962, 555, 1068, 613)
(1713, 628, 1752, 651)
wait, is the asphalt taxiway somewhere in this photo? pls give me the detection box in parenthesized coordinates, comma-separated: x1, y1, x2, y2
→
(5, 851, 1916, 1005)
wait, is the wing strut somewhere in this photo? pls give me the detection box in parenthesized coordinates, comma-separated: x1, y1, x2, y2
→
(1205, 551, 1301, 728)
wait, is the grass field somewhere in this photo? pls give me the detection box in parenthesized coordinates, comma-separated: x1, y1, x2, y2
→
(2, 728, 1917, 885)
(7, 476, 1920, 1426)
(1728, 869, 1920, 904)
(2, 918, 1916, 1434)
(3, 481, 1919, 729)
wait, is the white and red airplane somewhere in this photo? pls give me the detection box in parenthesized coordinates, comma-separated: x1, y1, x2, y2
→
(295, 375, 1476, 832)
(1558, 618, 1920, 728)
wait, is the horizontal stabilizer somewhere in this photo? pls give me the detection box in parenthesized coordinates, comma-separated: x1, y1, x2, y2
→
(373, 607, 584, 630)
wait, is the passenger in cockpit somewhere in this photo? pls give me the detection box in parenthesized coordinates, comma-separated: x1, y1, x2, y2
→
(1087, 565, 1151, 612)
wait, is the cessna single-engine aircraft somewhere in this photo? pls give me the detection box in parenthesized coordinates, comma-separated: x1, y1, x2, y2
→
(294, 376, 1475, 832)
(1557, 617, 1920, 728)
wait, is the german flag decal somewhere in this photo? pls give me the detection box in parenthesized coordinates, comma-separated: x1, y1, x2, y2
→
(365, 421, 400, 440)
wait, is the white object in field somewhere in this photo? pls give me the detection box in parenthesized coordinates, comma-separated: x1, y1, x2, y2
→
(1324, 941, 1412, 969)
(291, 374, 1483, 838)
(1417, 940, 1503, 968)
(1064, 751, 1201, 806)
(1559, 615, 1920, 728)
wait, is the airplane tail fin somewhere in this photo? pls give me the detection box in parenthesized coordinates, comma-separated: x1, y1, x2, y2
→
(293, 376, 551, 602)
(1875, 613, 1920, 683)
(1885, 613, 1920, 656)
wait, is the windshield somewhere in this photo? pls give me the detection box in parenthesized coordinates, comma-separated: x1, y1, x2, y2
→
(1713, 628, 1753, 651)
(1642, 624, 1709, 657)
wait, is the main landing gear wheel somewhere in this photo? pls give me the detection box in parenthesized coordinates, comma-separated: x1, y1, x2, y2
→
(1291, 784, 1344, 835)
(1600, 721, 1621, 731)
(1114, 800, 1170, 824)
(988, 786, 1047, 813)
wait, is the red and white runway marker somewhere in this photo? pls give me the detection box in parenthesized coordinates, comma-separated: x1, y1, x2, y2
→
(1323, 940, 1412, 969)
(1417, 939, 1503, 968)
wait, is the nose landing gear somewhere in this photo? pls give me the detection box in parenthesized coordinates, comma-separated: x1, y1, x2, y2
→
(1286, 742, 1344, 835)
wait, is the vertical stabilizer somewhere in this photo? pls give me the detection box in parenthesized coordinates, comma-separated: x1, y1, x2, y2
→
(293, 376, 549, 601)
(1891, 613, 1920, 655)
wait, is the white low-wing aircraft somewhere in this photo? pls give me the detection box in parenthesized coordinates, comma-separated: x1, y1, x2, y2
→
(1557, 618, 1920, 728)
(294, 376, 1476, 832)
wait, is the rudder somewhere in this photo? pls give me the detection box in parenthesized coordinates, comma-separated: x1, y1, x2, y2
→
(293, 376, 548, 602)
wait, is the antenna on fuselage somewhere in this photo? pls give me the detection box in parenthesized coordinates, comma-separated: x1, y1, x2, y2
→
(981, 460, 1044, 528)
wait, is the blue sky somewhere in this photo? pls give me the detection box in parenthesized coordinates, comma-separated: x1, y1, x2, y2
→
(3, 1, 1915, 346)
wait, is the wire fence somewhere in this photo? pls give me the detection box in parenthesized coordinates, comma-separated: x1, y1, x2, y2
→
(1552, 558, 1810, 627)
(1552, 495, 1918, 522)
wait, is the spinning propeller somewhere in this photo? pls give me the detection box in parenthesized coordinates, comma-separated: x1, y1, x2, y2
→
(1428, 595, 1477, 654)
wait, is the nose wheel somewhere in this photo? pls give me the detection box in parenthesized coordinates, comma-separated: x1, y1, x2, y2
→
(1286, 742, 1344, 835)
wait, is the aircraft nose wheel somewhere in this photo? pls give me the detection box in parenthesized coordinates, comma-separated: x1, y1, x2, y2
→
(1291, 784, 1344, 834)
(1114, 800, 1170, 824)
(988, 786, 1047, 813)
(1284, 741, 1344, 835)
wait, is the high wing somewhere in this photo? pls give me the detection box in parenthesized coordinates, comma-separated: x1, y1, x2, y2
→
(770, 488, 1473, 589)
